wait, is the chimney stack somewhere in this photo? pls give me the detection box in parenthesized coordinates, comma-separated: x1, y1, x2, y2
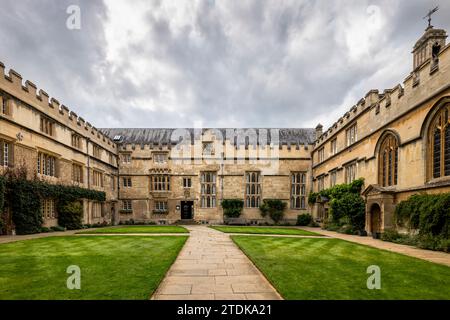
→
(315, 123, 323, 140)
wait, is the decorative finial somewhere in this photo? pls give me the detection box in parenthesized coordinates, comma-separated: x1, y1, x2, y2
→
(423, 6, 438, 30)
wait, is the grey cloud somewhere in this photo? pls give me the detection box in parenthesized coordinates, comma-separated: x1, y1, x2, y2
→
(0, 0, 449, 129)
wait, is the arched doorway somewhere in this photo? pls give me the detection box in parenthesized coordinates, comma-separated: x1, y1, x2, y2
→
(370, 203, 382, 236)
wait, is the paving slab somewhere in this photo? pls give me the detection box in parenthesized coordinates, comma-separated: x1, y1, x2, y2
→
(151, 225, 282, 300)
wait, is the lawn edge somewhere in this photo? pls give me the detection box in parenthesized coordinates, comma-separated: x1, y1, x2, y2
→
(209, 225, 322, 236)
(147, 235, 190, 300)
(230, 235, 286, 300)
(76, 225, 190, 235)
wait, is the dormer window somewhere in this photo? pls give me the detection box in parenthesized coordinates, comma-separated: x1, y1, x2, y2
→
(153, 153, 167, 164)
(202, 142, 215, 156)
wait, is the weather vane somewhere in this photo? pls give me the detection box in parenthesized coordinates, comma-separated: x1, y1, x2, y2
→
(423, 6, 439, 29)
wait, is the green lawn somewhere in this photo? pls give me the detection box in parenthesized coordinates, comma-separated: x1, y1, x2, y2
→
(211, 225, 321, 236)
(0, 236, 187, 299)
(232, 236, 450, 300)
(77, 225, 189, 234)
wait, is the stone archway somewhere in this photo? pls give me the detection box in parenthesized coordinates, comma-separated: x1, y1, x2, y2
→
(370, 203, 382, 235)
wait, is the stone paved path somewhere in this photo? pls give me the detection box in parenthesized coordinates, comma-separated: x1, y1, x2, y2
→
(301, 227, 450, 267)
(151, 225, 282, 300)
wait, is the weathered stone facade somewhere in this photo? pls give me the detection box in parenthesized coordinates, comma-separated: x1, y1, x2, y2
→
(0, 63, 118, 231)
(101, 128, 314, 224)
(311, 25, 450, 235)
(1, 25, 449, 231)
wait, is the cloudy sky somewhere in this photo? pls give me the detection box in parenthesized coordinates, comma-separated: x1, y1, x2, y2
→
(0, 1, 449, 129)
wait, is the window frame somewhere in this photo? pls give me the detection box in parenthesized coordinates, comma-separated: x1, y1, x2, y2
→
(378, 134, 399, 187)
(150, 174, 171, 192)
(290, 172, 306, 209)
(345, 162, 357, 184)
(245, 171, 261, 208)
(429, 104, 450, 180)
(200, 171, 217, 208)
(183, 177, 192, 188)
(346, 123, 357, 147)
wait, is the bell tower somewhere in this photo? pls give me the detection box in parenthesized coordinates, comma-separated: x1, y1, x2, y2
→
(412, 7, 447, 70)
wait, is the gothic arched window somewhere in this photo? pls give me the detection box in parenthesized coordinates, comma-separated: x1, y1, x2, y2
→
(378, 134, 399, 187)
(429, 104, 450, 179)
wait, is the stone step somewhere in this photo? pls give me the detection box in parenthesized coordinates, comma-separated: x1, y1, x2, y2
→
(173, 219, 201, 225)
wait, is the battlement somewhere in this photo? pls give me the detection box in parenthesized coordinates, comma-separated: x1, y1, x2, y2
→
(313, 38, 450, 150)
(0, 62, 116, 152)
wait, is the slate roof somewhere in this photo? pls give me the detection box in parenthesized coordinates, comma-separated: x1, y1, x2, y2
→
(100, 128, 316, 146)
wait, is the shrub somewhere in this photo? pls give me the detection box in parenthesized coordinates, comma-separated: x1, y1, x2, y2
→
(381, 229, 402, 242)
(330, 193, 365, 231)
(259, 199, 286, 223)
(339, 224, 355, 235)
(40, 226, 51, 233)
(50, 226, 65, 232)
(296, 214, 312, 226)
(221, 199, 244, 218)
(58, 201, 83, 230)
(308, 220, 320, 227)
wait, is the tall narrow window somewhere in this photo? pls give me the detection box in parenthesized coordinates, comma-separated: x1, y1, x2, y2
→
(429, 104, 450, 179)
(1, 97, 10, 115)
(317, 176, 325, 191)
(41, 199, 56, 219)
(245, 172, 261, 208)
(0, 139, 12, 167)
(37, 152, 56, 177)
(330, 138, 337, 155)
(72, 164, 83, 183)
(330, 170, 337, 187)
(378, 133, 399, 187)
(123, 177, 132, 188)
(346, 123, 357, 146)
(93, 145, 102, 158)
(201, 172, 216, 208)
(318, 147, 325, 162)
(291, 172, 306, 209)
(40, 116, 54, 136)
(92, 170, 103, 187)
(71, 134, 82, 149)
(345, 162, 357, 183)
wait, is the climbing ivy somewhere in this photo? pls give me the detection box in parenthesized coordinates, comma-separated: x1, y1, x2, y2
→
(309, 178, 365, 232)
(4, 167, 105, 234)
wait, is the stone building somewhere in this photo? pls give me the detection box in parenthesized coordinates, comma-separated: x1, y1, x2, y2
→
(1, 24, 449, 233)
(100, 128, 315, 224)
(311, 25, 450, 235)
(0, 63, 118, 233)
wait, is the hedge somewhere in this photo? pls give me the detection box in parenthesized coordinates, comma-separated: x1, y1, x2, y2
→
(221, 199, 244, 218)
(4, 168, 106, 234)
(260, 199, 287, 223)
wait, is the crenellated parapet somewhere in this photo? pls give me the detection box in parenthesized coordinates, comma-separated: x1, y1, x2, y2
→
(0, 62, 116, 153)
(313, 34, 450, 150)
